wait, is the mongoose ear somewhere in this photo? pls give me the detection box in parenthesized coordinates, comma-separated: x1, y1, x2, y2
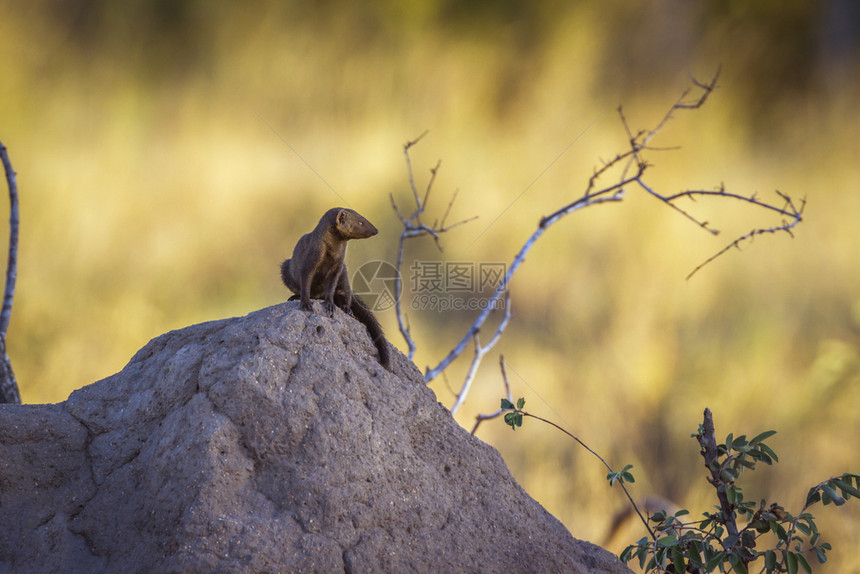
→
(337, 209, 347, 225)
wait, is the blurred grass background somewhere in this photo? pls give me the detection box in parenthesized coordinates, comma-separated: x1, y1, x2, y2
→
(2, 0, 859, 569)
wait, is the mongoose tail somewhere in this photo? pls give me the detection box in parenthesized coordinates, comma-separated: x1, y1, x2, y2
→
(348, 295, 391, 369)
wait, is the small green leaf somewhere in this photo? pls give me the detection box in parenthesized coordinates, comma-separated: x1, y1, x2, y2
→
(503, 411, 522, 431)
(786, 550, 798, 574)
(731, 558, 748, 574)
(672, 548, 686, 573)
(620, 545, 633, 563)
(656, 546, 668, 570)
(814, 546, 828, 564)
(705, 551, 725, 571)
(500, 398, 514, 410)
(750, 430, 777, 444)
(724, 534, 739, 549)
(805, 487, 822, 507)
(621, 471, 635, 483)
(821, 483, 846, 506)
(726, 485, 741, 505)
(649, 510, 666, 523)
(725, 487, 735, 505)
(757, 451, 774, 465)
(757, 442, 779, 463)
(835, 477, 860, 499)
(728, 552, 739, 566)
(809, 532, 820, 547)
(688, 540, 702, 565)
(796, 552, 812, 574)
(751, 520, 770, 534)
(657, 534, 679, 547)
(737, 457, 755, 469)
(771, 520, 787, 541)
(516, 397, 525, 409)
(764, 550, 776, 571)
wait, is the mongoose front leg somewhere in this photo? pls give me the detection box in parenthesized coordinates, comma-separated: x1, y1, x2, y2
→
(321, 263, 343, 315)
(336, 266, 354, 315)
(299, 284, 313, 312)
(298, 256, 318, 312)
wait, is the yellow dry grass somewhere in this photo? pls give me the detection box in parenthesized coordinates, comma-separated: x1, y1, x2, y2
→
(2, 3, 858, 570)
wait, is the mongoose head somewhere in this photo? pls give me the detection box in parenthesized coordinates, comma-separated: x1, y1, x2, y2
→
(332, 207, 378, 239)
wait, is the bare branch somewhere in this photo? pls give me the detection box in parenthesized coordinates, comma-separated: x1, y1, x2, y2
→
(0, 141, 21, 404)
(425, 184, 625, 383)
(391, 196, 417, 359)
(619, 67, 721, 181)
(392, 69, 801, 420)
(638, 179, 721, 234)
(421, 160, 440, 215)
(438, 189, 477, 231)
(0, 336, 18, 405)
(687, 65, 722, 101)
(685, 204, 805, 280)
(471, 355, 513, 435)
(404, 130, 429, 206)
(391, 134, 477, 360)
(450, 291, 512, 415)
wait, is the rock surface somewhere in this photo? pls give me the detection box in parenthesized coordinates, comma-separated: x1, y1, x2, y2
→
(0, 302, 629, 573)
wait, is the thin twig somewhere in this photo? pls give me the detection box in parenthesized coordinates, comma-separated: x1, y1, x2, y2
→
(391, 194, 417, 358)
(404, 130, 429, 207)
(685, 192, 805, 280)
(471, 355, 513, 435)
(619, 67, 721, 181)
(450, 291, 511, 415)
(514, 407, 656, 542)
(391, 135, 477, 360)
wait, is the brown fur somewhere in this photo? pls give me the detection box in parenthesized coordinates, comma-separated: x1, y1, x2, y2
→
(281, 208, 390, 369)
